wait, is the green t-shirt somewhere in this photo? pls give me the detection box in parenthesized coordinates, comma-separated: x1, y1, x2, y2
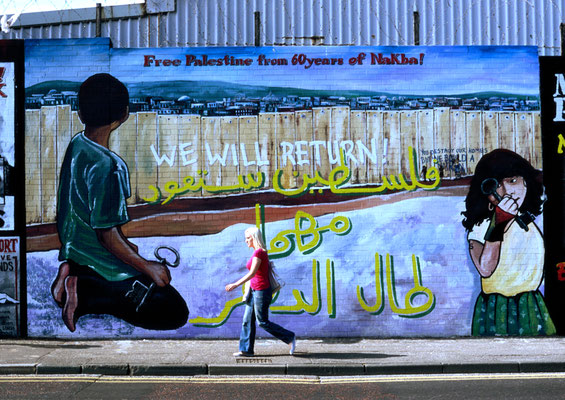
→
(57, 132, 138, 281)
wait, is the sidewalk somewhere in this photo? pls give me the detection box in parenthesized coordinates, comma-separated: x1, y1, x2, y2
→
(1, 337, 565, 376)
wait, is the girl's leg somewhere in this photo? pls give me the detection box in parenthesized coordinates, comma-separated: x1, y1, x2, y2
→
(239, 294, 256, 354)
(254, 288, 295, 345)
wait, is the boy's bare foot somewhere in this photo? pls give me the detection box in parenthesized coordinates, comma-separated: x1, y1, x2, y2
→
(51, 262, 70, 308)
(62, 276, 78, 332)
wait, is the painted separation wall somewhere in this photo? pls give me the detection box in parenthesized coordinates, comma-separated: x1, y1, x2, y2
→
(24, 38, 549, 338)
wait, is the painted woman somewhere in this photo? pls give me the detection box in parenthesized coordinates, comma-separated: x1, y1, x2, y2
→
(462, 149, 556, 336)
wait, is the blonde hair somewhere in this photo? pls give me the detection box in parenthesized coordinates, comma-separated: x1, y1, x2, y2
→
(245, 226, 267, 251)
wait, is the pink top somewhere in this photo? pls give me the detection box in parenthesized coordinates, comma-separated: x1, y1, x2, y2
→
(247, 248, 270, 290)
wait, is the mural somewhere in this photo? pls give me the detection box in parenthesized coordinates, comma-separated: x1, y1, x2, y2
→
(53, 73, 188, 333)
(0, 236, 19, 336)
(462, 149, 554, 336)
(0, 62, 15, 230)
(23, 40, 546, 338)
(540, 56, 565, 335)
(0, 56, 19, 337)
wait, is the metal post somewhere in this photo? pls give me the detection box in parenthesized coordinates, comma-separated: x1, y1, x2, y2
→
(561, 23, 565, 56)
(96, 3, 102, 38)
(254, 11, 261, 46)
(413, 11, 420, 46)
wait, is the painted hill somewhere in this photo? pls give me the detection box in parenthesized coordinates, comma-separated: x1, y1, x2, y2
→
(26, 80, 535, 102)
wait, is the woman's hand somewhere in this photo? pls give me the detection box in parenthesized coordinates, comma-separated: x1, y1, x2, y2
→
(496, 194, 519, 215)
(225, 283, 238, 292)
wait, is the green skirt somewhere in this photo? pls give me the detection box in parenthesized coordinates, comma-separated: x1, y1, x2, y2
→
(472, 290, 556, 336)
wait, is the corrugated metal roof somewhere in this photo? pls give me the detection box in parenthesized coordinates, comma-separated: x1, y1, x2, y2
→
(1, 0, 564, 54)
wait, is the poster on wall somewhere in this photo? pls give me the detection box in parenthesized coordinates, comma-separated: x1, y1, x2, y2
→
(0, 62, 15, 230)
(24, 41, 549, 339)
(540, 56, 565, 335)
(0, 237, 19, 336)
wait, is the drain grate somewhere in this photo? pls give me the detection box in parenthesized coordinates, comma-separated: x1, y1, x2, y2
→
(235, 358, 272, 364)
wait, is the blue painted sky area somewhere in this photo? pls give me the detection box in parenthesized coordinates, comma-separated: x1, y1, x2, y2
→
(109, 46, 540, 96)
(24, 43, 540, 97)
(25, 38, 111, 88)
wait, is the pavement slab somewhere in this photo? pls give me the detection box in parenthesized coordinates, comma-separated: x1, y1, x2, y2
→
(0, 338, 565, 376)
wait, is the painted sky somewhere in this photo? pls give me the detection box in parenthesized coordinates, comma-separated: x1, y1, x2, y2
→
(25, 43, 540, 97)
(110, 46, 540, 96)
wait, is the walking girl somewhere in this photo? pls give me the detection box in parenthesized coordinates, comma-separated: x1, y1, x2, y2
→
(225, 227, 296, 356)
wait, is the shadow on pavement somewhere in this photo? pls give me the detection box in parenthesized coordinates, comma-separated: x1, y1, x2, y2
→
(10, 343, 103, 349)
(316, 338, 364, 344)
(291, 352, 403, 360)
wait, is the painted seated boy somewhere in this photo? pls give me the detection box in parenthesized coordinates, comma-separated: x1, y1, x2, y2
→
(51, 73, 188, 332)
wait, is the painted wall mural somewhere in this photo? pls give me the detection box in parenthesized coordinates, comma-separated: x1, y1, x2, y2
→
(540, 56, 565, 335)
(0, 62, 15, 231)
(0, 53, 20, 337)
(23, 39, 547, 338)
